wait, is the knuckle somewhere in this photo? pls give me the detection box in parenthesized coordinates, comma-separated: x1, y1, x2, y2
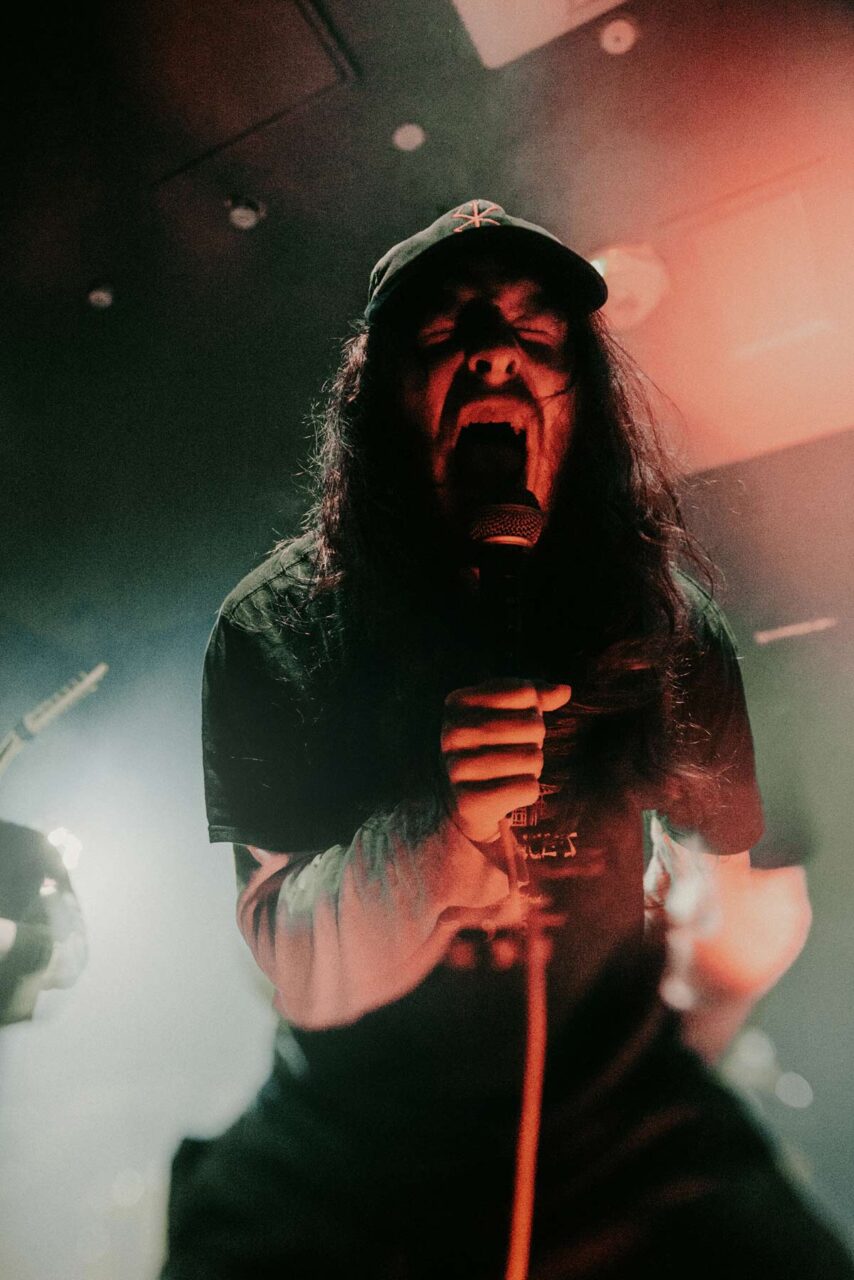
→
(446, 758, 465, 784)
(521, 779, 541, 804)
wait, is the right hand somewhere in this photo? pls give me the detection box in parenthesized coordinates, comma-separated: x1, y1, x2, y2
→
(441, 679, 572, 844)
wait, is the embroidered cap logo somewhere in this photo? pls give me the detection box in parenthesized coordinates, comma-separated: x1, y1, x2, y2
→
(452, 200, 504, 232)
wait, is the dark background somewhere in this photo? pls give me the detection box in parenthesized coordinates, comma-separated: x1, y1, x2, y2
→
(0, 3, 852, 1276)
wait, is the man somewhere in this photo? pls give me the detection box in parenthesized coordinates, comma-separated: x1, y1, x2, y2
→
(163, 200, 852, 1278)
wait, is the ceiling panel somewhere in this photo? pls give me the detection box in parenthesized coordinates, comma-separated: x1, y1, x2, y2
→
(110, 0, 354, 179)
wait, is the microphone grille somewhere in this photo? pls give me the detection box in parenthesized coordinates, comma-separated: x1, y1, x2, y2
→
(468, 501, 544, 549)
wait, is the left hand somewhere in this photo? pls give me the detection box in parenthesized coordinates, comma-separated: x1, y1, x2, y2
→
(650, 850, 813, 1061)
(676, 863, 812, 1001)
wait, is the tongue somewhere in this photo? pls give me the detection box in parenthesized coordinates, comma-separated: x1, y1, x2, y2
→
(452, 422, 527, 502)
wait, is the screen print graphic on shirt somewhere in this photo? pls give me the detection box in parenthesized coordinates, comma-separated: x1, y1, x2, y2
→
(509, 781, 606, 878)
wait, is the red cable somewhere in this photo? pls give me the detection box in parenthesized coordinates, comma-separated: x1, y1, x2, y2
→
(499, 819, 550, 1280)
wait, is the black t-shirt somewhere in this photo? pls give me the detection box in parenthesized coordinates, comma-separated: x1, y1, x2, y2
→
(201, 535, 764, 1099)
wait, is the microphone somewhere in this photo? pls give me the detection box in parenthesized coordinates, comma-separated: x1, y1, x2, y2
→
(469, 494, 542, 679)
(453, 421, 543, 677)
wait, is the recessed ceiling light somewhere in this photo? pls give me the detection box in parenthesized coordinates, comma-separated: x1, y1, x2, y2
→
(87, 285, 114, 310)
(599, 16, 640, 55)
(227, 196, 266, 231)
(392, 123, 427, 152)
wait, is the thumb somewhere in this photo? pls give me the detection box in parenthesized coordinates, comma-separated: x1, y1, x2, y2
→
(537, 682, 572, 713)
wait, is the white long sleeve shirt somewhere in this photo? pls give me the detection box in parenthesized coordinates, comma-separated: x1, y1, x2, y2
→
(235, 801, 521, 1029)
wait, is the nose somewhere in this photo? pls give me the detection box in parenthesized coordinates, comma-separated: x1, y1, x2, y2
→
(466, 342, 519, 385)
(463, 308, 520, 386)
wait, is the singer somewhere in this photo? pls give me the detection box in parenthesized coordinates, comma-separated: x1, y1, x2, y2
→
(162, 202, 853, 1278)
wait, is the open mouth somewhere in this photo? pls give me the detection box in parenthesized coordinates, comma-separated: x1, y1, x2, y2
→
(451, 421, 528, 500)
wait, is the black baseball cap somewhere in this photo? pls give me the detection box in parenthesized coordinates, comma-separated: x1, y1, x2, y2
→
(365, 198, 607, 320)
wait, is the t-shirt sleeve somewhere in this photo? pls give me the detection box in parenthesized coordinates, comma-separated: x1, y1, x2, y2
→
(202, 602, 322, 850)
(658, 586, 765, 856)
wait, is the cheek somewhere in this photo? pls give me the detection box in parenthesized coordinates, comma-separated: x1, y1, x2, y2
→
(543, 387, 575, 452)
(401, 360, 455, 440)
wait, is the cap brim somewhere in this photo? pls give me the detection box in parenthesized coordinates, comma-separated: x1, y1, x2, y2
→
(366, 224, 607, 320)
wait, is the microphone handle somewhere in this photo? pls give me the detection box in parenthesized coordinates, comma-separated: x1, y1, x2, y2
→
(476, 542, 533, 679)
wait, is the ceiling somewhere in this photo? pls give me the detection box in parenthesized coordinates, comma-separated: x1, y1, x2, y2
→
(2, 0, 853, 651)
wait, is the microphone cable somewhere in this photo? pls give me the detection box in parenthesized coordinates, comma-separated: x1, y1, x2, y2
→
(499, 816, 550, 1280)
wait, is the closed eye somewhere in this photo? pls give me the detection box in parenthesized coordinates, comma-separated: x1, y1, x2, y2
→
(419, 327, 456, 346)
(516, 328, 564, 351)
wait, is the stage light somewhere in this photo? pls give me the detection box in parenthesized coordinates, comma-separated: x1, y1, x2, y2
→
(775, 1072, 814, 1109)
(392, 123, 427, 152)
(587, 243, 670, 331)
(734, 1027, 777, 1072)
(753, 617, 838, 645)
(227, 197, 266, 231)
(722, 1026, 779, 1087)
(47, 826, 83, 870)
(659, 972, 697, 1011)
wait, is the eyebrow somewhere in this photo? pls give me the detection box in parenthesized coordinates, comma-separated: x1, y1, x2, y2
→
(507, 302, 566, 326)
(419, 286, 567, 327)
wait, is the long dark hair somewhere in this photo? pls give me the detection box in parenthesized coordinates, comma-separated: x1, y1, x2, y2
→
(295, 301, 717, 823)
